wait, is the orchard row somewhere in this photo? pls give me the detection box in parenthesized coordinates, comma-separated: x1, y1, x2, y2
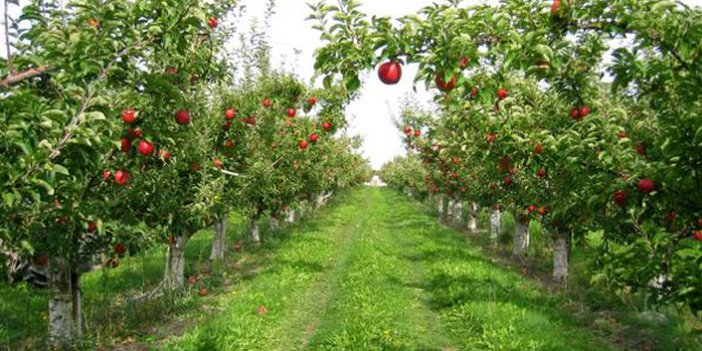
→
(311, 0, 702, 313)
(0, 0, 369, 347)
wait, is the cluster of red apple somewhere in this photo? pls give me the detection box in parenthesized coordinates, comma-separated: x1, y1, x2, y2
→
(403, 125, 422, 138)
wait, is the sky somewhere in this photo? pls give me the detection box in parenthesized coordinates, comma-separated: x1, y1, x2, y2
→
(3, 0, 702, 169)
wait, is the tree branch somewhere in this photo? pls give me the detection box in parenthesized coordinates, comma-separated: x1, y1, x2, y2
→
(0, 66, 52, 89)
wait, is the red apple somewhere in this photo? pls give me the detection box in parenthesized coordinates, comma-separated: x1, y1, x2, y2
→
(127, 127, 142, 139)
(213, 159, 223, 169)
(167, 67, 178, 75)
(188, 275, 198, 286)
(322, 121, 332, 131)
(698, 218, 702, 227)
(538, 207, 548, 216)
(533, 144, 543, 154)
(579, 105, 590, 118)
(120, 138, 131, 153)
(377, 61, 402, 85)
(471, 87, 479, 97)
(635, 144, 646, 156)
(223, 140, 234, 149)
(452, 157, 461, 165)
(618, 131, 627, 139)
(36, 255, 48, 266)
(503, 175, 512, 186)
(497, 88, 508, 100)
(258, 305, 266, 315)
(403, 126, 412, 135)
(414, 129, 421, 137)
(309, 133, 319, 143)
(102, 170, 112, 181)
(192, 163, 201, 172)
(121, 108, 136, 124)
(157, 149, 171, 161)
(614, 189, 627, 206)
(307, 97, 317, 106)
(199, 287, 209, 297)
(223, 121, 232, 131)
(175, 109, 190, 125)
(537, 168, 547, 178)
(87, 221, 97, 233)
(137, 140, 154, 156)
(550, 0, 561, 13)
(459, 56, 470, 69)
(435, 72, 457, 92)
(695, 230, 702, 241)
(665, 211, 677, 222)
(570, 108, 580, 120)
(225, 108, 236, 120)
(528, 205, 537, 213)
(638, 179, 656, 193)
(207, 17, 218, 29)
(486, 133, 496, 144)
(287, 108, 296, 118)
(263, 98, 271, 108)
(114, 243, 126, 255)
(299, 140, 309, 150)
(115, 170, 129, 185)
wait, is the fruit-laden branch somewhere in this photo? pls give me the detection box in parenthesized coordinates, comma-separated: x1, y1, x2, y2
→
(0, 66, 52, 89)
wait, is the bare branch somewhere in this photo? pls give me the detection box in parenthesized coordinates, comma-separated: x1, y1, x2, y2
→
(0, 66, 52, 89)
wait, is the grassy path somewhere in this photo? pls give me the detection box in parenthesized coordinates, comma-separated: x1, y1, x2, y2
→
(168, 188, 615, 351)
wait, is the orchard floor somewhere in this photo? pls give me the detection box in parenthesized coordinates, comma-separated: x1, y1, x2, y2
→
(4, 188, 693, 350)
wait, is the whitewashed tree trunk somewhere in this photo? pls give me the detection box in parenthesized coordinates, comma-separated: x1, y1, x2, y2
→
(163, 235, 187, 290)
(249, 217, 261, 244)
(70, 272, 82, 340)
(513, 220, 530, 257)
(285, 208, 295, 224)
(553, 232, 570, 282)
(441, 195, 449, 218)
(489, 209, 502, 241)
(49, 264, 71, 348)
(270, 217, 280, 231)
(468, 202, 479, 233)
(454, 202, 463, 222)
(210, 217, 227, 261)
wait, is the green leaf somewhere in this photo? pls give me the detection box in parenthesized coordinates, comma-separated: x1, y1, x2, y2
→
(52, 164, 70, 176)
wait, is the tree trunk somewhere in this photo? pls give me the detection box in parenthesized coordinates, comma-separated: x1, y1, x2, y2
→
(249, 217, 261, 244)
(49, 262, 72, 348)
(490, 208, 502, 241)
(468, 202, 479, 233)
(70, 271, 82, 341)
(552, 231, 570, 282)
(163, 235, 187, 291)
(285, 208, 295, 224)
(454, 202, 463, 223)
(441, 196, 449, 219)
(210, 217, 227, 261)
(513, 220, 530, 257)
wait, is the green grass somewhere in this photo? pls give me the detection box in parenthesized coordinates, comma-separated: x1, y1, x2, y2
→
(5, 188, 697, 350)
(167, 188, 617, 351)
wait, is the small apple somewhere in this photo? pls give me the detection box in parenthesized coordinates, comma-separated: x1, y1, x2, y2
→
(527, 205, 537, 213)
(36, 255, 48, 266)
(451, 157, 461, 165)
(618, 131, 627, 139)
(471, 87, 479, 97)
(533, 144, 543, 154)
(102, 170, 112, 181)
(87, 221, 97, 233)
(258, 305, 266, 315)
(115, 170, 129, 185)
(287, 108, 296, 118)
(497, 88, 508, 100)
(695, 230, 702, 241)
(403, 126, 412, 135)
(459, 56, 470, 69)
(414, 129, 421, 137)
(188, 275, 198, 286)
(309, 133, 319, 143)
(638, 179, 656, 193)
(167, 67, 178, 75)
(435, 72, 457, 92)
(635, 144, 646, 156)
(207, 17, 218, 29)
(550, 0, 561, 13)
(192, 163, 201, 172)
(307, 97, 317, 106)
(298, 140, 309, 150)
(223, 121, 232, 131)
(613, 189, 627, 206)
(538, 207, 548, 216)
(175, 109, 190, 125)
(503, 175, 512, 186)
(486, 133, 496, 144)
(127, 127, 142, 139)
(322, 121, 332, 131)
(223, 140, 234, 149)
(199, 287, 209, 297)
(213, 159, 223, 169)
(537, 168, 547, 178)
(377, 61, 402, 85)
(114, 243, 126, 255)
(579, 105, 590, 118)
(225, 108, 236, 120)
(570, 108, 580, 120)
(121, 109, 136, 124)
(263, 98, 271, 108)
(665, 211, 677, 222)
(157, 149, 171, 161)
(138, 140, 154, 156)
(120, 138, 131, 153)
